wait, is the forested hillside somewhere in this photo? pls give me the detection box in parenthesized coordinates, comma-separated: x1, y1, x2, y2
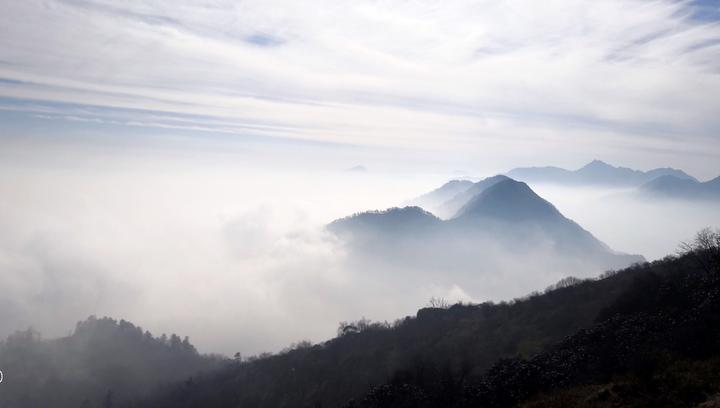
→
(145, 231, 719, 408)
(5, 232, 718, 408)
(348, 254, 720, 406)
(0, 317, 224, 408)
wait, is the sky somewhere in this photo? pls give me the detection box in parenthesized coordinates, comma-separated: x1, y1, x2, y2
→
(0, 0, 719, 355)
(1, 0, 719, 176)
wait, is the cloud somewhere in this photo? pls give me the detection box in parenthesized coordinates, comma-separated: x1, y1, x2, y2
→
(0, 0, 719, 175)
(0, 150, 454, 355)
(0, 0, 719, 357)
(0, 143, 717, 356)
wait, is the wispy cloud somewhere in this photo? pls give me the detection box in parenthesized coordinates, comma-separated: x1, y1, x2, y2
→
(0, 0, 719, 173)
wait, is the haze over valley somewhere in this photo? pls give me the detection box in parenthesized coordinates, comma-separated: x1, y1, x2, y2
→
(1, 0, 719, 406)
(1, 144, 717, 356)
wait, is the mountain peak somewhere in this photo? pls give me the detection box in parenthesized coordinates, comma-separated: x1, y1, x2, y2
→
(580, 159, 614, 171)
(437, 174, 511, 219)
(456, 178, 562, 221)
(327, 206, 440, 236)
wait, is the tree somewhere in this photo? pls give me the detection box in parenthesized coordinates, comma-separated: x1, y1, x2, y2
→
(545, 276, 583, 293)
(679, 228, 720, 273)
(182, 336, 196, 353)
(427, 297, 449, 309)
(169, 334, 182, 350)
(338, 321, 359, 337)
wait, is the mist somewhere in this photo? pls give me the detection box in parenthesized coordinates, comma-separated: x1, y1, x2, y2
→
(531, 184, 720, 260)
(0, 138, 454, 355)
(0, 137, 717, 357)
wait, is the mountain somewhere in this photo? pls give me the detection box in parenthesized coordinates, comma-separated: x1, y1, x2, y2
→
(144, 245, 720, 408)
(331, 178, 643, 275)
(506, 159, 697, 187)
(455, 178, 560, 220)
(434, 175, 510, 218)
(403, 175, 510, 219)
(404, 180, 474, 213)
(0, 316, 224, 408)
(452, 179, 642, 268)
(638, 174, 720, 200)
(346, 250, 720, 408)
(406, 162, 698, 219)
(328, 206, 441, 237)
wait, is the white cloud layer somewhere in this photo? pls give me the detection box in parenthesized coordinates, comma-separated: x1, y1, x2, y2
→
(0, 0, 719, 356)
(0, 0, 719, 176)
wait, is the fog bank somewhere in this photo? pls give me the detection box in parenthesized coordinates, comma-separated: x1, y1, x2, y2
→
(1, 142, 717, 356)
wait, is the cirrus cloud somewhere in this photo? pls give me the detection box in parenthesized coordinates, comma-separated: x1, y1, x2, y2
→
(0, 0, 718, 176)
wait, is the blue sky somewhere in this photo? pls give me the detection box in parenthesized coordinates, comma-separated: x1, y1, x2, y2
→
(691, 0, 720, 21)
(1, 0, 719, 177)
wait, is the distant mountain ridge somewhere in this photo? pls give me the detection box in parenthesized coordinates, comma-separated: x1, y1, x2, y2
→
(639, 174, 720, 200)
(404, 161, 705, 220)
(506, 159, 697, 187)
(403, 179, 474, 212)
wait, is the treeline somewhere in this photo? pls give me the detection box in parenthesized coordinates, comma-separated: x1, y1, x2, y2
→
(346, 230, 720, 407)
(0, 316, 224, 408)
(142, 251, 650, 407)
(145, 230, 720, 407)
(7, 230, 719, 408)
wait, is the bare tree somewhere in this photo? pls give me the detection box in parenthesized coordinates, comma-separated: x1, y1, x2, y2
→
(544, 276, 584, 293)
(337, 321, 358, 337)
(428, 297, 450, 309)
(679, 228, 720, 273)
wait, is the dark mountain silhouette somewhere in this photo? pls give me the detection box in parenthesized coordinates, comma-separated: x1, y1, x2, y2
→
(404, 180, 474, 212)
(506, 159, 696, 187)
(346, 241, 720, 408)
(638, 174, 720, 200)
(0, 316, 224, 408)
(143, 240, 720, 408)
(330, 178, 643, 274)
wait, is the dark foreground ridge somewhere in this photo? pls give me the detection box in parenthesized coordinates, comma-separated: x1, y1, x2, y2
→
(142, 235, 719, 408)
(346, 249, 720, 407)
(3, 233, 718, 408)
